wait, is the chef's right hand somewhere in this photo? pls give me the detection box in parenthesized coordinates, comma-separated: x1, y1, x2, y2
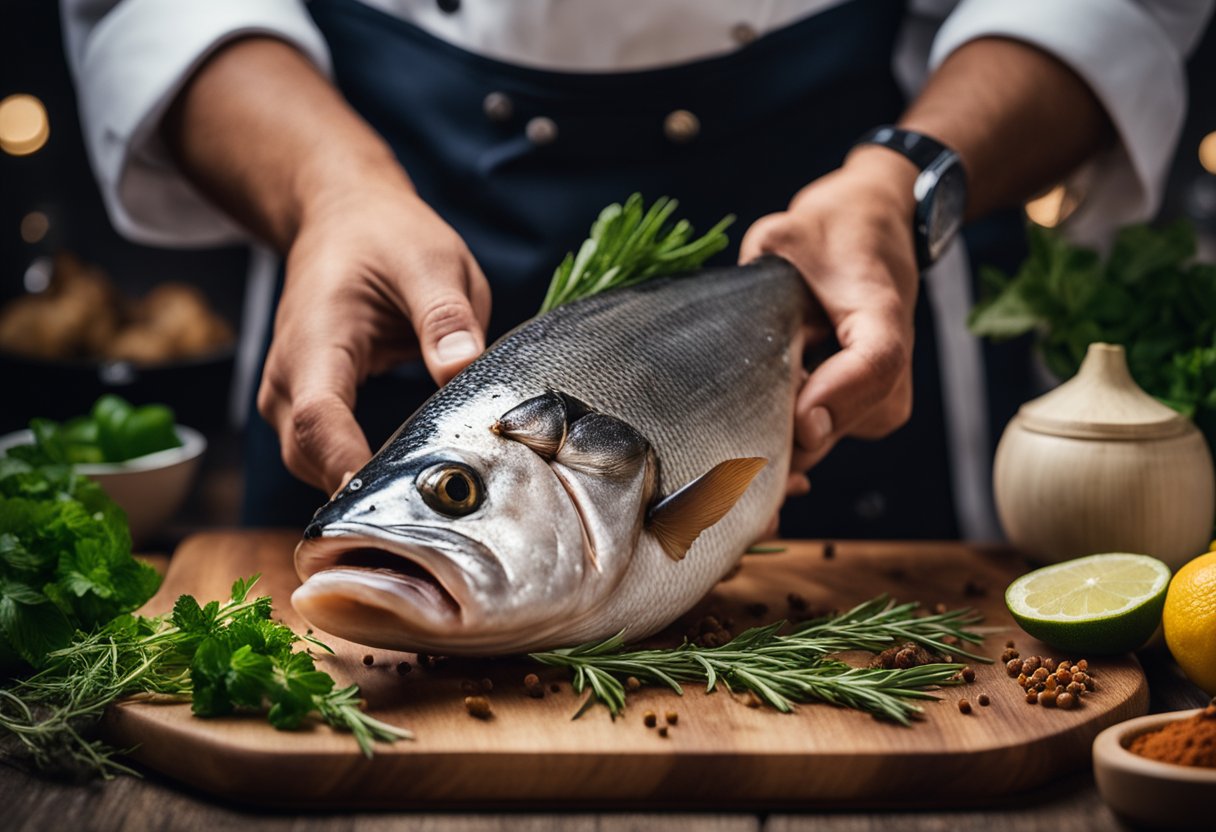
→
(257, 181, 491, 493)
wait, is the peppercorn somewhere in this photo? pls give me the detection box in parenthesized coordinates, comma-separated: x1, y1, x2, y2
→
(1006, 658, 1023, 676)
(978, 694, 990, 707)
(1032, 668, 1049, 682)
(961, 666, 976, 683)
(643, 711, 657, 728)
(524, 673, 539, 687)
(1043, 657, 1057, 673)
(1077, 659, 1089, 672)
(362, 654, 374, 667)
(1017, 673, 1028, 688)
(550, 683, 561, 693)
(524, 673, 543, 698)
(823, 542, 836, 560)
(933, 602, 948, 615)
(396, 661, 411, 675)
(786, 593, 808, 612)
(1066, 682, 1084, 696)
(1021, 656, 1042, 674)
(665, 711, 678, 725)
(1005, 639, 1016, 649)
(958, 699, 972, 714)
(1056, 669, 1073, 685)
(1056, 692, 1076, 710)
(658, 726, 669, 738)
(625, 676, 642, 692)
(896, 648, 920, 669)
(1040, 689, 1058, 708)
(464, 695, 492, 719)
(1026, 690, 1039, 704)
(1045, 676, 1057, 691)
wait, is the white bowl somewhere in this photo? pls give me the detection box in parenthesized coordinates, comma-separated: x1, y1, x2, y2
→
(1093, 708, 1216, 828)
(0, 426, 206, 545)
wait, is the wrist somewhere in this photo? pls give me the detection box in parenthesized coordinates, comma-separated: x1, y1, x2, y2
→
(291, 140, 414, 239)
(839, 145, 919, 222)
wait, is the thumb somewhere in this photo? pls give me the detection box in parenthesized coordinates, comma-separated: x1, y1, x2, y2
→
(410, 287, 487, 386)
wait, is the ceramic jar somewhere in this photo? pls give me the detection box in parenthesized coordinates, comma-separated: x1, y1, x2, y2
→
(993, 343, 1215, 569)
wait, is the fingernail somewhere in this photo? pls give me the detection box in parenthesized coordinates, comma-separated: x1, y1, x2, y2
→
(808, 406, 833, 450)
(435, 331, 478, 364)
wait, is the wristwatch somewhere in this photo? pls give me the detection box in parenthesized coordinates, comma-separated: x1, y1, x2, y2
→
(854, 126, 967, 269)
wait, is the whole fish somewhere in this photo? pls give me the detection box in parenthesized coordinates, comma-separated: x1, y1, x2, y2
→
(293, 257, 810, 655)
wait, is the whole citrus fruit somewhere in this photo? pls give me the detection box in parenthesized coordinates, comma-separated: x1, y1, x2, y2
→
(1163, 550, 1216, 695)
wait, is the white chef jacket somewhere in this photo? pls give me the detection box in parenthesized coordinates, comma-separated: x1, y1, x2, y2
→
(57, 0, 1216, 540)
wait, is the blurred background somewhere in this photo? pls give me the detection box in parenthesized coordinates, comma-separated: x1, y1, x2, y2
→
(3, 1, 1216, 535)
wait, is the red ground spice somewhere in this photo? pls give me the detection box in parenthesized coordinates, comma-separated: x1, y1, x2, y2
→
(1128, 704, 1216, 768)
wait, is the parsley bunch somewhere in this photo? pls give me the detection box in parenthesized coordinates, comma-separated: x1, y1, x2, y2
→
(0, 455, 160, 672)
(969, 221, 1216, 446)
(0, 575, 410, 778)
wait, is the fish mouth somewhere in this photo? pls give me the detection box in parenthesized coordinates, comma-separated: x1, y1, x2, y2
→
(293, 522, 499, 648)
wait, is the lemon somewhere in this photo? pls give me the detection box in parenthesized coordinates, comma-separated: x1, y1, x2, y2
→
(1005, 553, 1171, 655)
(1163, 550, 1216, 695)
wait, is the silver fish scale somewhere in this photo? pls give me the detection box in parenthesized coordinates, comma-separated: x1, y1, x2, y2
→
(370, 257, 811, 643)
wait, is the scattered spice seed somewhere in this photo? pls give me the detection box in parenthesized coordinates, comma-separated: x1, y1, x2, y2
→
(1006, 659, 1022, 676)
(658, 726, 669, 738)
(523, 673, 544, 698)
(1017, 673, 1028, 688)
(625, 676, 641, 692)
(933, 602, 948, 616)
(524, 673, 539, 687)
(961, 666, 976, 683)
(786, 593, 808, 612)
(823, 541, 836, 560)
(978, 694, 990, 707)
(1021, 656, 1041, 674)
(963, 579, 987, 597)
(1077, 659, 1089, 672)
(1005, 640, 1016, 649)
(1056, 692, 1076, 710)
(958, 699, 972, 714)
(480, 678, 494, 693)
(550, 683, 561, 693)
(1031, 668, 1049, 682)
(1040, 689, 1058, 708)
(396, 661, 411, 675)
(464, 695, 492, 719)
(665, 711, 679, 725)
(362, 654, 374, 667)
(1026, 690, 1039, 705)
(1043, 657, 1057, 673)
(643, 711, 657, 728)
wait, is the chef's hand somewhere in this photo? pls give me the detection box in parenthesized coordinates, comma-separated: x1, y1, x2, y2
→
(257, 182, 491, 493)
(740, 146, 919, 492)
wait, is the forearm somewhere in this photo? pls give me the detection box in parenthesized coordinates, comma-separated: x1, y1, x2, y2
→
(886, 36, 1115, 220)
(162, 36, 408, 251)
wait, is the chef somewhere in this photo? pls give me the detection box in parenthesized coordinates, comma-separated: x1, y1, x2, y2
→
(61, 0, 1211, 540)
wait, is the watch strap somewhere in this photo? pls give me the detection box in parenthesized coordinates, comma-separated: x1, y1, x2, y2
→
(855, 126, 952, 172)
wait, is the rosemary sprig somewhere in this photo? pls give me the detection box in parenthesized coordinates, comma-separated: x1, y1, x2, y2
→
(0, 576, 410, 779)
(530, 595, 988, 725)
(540, 193, 734, 312)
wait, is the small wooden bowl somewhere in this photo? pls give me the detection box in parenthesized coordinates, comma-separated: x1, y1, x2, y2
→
(1093, 709, 1216, 828)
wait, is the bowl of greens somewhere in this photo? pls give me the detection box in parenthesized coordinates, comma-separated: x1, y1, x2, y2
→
(0, 395, 205, 544)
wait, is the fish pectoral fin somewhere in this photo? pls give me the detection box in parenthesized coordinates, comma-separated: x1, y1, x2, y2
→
(647, 457, 768, 561)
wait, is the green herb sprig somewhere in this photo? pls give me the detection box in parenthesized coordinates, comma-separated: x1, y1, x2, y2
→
(530, 596, 988, 725)
(540, 194, 734, 313)
(0, 575, 410, 778)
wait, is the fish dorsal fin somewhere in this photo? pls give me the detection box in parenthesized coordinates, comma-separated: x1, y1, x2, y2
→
(647, 457, 767, 561)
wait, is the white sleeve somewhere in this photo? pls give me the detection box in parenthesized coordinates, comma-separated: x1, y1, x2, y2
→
(60, 0, 332, 247)
(929, 0, 1215, 240)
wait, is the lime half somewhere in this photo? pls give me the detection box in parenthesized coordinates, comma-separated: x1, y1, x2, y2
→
(1005, 553, 1171, 655)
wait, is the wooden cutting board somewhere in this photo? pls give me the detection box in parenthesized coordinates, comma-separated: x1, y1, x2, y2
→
(103, 531, 1148, 808)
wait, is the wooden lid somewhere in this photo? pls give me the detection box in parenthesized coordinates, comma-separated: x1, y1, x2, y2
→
(1018, 343, 1190, 440)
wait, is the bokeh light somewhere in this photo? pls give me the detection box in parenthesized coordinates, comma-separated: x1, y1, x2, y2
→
(1025, 185, 1069, 228)
(1199, 131, 1216, 175)
(0, 94, 50, 156)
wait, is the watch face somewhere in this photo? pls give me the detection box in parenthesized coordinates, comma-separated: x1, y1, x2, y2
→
(926, 163, 966, 262)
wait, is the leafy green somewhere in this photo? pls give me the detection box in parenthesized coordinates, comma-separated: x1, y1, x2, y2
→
(0, 575, 411, 778)
(540, 193, 734, 313)
(531, 596, 987, 725)
(10, 395, 181, 466)
(0, 457, 159, 672)
(969, 221, 1216, 448)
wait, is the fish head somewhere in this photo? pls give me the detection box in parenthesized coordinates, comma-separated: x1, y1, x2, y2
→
(292, 390, 656, 654)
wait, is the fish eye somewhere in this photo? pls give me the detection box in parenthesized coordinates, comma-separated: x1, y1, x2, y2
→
(417, 462, 484, 517)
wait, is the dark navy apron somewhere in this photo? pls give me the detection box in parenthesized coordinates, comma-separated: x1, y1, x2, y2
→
(244, 0, 1029, 539)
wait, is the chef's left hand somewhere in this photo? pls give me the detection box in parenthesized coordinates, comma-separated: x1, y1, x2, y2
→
(739, 146, 920, 492)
